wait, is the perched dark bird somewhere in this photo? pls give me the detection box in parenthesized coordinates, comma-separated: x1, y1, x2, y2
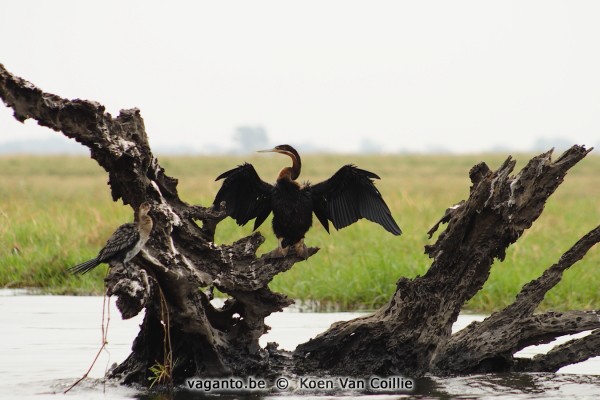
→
(213, 144, 401, 258)
(68, 202, 153, 275)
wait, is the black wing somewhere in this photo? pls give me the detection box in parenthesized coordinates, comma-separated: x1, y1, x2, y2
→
(97, 223, 140, 262)
(68, 223, 139, 275)
(213, 163, 273, 230)
(310, 164, 401, 235)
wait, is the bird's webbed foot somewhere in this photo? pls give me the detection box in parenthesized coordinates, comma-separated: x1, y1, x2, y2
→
(264, 238, 289, 258)
(294, 239, 309, 260)
(264, 238, 310, 259)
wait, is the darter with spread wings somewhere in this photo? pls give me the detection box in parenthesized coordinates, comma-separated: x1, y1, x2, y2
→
(213, 145, 401, 258)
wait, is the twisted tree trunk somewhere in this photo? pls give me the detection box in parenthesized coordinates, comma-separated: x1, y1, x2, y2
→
(1, 63, 598, 386)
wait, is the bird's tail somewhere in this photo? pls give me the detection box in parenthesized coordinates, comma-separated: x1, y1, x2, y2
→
(68, 258, 101, 275)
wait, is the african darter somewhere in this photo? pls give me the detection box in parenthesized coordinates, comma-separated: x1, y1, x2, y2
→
(213, 145, 401, 258)
(68, 202, 153, 275)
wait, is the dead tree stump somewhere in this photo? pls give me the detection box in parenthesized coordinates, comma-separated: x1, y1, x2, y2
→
(1, 63, 598, 385)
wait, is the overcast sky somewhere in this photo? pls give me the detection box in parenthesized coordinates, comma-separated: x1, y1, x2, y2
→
(1, 1, 599, 154)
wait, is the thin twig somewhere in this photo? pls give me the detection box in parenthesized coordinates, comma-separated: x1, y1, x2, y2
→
(151, 286, 174, 390)
(64, 279, 111, 393)
(162, 287, 173, 391)
(103, 297, 112, 394)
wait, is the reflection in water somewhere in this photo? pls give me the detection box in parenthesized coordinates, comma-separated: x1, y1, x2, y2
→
(135, 391, 268, 400)
(56, 374, 600, 399)
(426, 373, 600, 399)
(1, 291, 600, 399)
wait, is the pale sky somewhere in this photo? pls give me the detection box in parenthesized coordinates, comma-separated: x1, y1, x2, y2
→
(1, 1, 599, 154)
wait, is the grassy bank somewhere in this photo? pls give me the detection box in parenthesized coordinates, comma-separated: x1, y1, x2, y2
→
(0, 153, 598, 312)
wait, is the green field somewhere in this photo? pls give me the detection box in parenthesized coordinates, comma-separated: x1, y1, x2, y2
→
(0, 152, 598, 312)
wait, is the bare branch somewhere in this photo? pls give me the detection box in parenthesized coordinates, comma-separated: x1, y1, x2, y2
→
(516, 329, 600, 373)
(507, 226, 600, 317)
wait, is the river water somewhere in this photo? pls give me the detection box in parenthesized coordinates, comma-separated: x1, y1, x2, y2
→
(1, 290, 599, 399)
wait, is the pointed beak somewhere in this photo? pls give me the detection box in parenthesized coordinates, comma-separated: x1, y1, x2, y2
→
(257, 148, 278, 154)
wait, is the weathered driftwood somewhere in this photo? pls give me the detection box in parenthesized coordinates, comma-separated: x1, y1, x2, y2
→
(294, 149, 599, 377)
(1, 63, 598, 385)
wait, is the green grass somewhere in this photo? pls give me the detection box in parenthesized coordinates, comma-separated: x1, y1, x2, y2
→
(0, 153, 598, 312)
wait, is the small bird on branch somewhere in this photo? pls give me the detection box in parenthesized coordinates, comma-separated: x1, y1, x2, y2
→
(68, 202, 153, 275)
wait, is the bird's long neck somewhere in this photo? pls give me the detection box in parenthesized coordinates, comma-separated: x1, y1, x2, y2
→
(277, 152, 301, 182)
(137, 209, 153, 238)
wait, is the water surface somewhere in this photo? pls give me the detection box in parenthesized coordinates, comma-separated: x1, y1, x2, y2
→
(1, 290, 598, 399)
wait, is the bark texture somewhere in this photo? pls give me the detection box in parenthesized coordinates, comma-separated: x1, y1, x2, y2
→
(1, 63, 598, 385)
